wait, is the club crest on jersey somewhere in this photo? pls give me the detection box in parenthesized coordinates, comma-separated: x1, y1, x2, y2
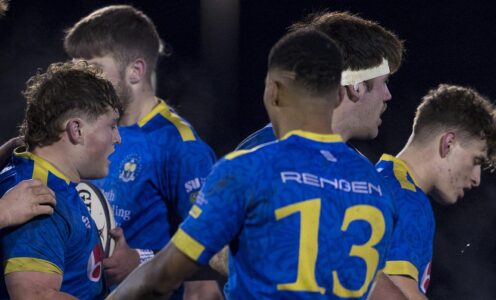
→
(119, 154, 141, 183)
(87, 244, 103, 282)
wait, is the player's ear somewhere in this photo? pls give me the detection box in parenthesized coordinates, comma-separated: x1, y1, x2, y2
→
(128, 58, 146, 85)
(343, 82, 364, 103)
(264, 76, 279, 107)
(440, 132, 456, 158)
(66, 118, 84, 145)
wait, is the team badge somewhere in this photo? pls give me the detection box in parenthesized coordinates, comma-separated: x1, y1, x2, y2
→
(119, 154, 141, 183)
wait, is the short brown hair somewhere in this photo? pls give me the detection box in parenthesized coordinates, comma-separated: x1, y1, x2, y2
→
(21, 61, 122, 150)
(413, 84, 496, 167)
(64, 5, 163, 80)
(289, 11, 404, 74)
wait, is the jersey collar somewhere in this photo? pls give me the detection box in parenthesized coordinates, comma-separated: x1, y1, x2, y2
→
(379, 154, 422, 189)
(14, 148, 71, 185)
(280, 130, 343, 143)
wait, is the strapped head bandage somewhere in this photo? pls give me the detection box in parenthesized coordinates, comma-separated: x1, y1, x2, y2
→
(340, 58, 390, 87)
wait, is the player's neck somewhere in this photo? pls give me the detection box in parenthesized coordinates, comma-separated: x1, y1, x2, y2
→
(331, 121, 351, 142)
(119, 89, 158, 126)
(396, 140, 434, 193)
(31, 145, 80, 183)
(276, 107, 334, 139)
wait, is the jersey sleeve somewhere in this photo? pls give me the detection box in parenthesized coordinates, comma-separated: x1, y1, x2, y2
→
(383, 190, 428, 282)
(2, 210, 69, 276)
(164, 140, 216, 221)
(171, 158, 248, 265)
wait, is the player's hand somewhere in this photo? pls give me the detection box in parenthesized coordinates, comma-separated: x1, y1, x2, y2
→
(0, 179, 56, 228)
(103, 227, 140, 285)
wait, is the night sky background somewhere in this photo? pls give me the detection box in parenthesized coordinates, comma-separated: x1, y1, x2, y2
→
(1, 0, 496, 298)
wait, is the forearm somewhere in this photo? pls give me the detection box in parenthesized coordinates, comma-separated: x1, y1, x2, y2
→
(208, 246, 228, 277)
(0, 137, 21, 168)
(0, 201, 12, 229)
(7, 280, 77, 300)
(388, 274, 428, 300)
(110, 243, 200, 300)
(369, 272, 408, 300)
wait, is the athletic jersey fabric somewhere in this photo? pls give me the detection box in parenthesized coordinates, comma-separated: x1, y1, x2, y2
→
(0, 150, 105, 300)
(173, 130, 396, 299)
(92, 99, 216, 252)
(376, 154, 434, 293)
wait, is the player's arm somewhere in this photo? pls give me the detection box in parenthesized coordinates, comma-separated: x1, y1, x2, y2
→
(387, 275, 428, 300)
(5, 271, 77, 300)
(108, 242, 201, 300)
(0, 137, 22, 169)
(208, 246, 228, 277)
(369, 271, 408, 300)
(0, 179, 56, 229)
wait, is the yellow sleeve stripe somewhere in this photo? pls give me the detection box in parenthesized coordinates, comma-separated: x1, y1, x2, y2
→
(189, 205, 202, 219)
(4, 257, 63, 275)
(383, 260, 419, 282)
(138, 99, 196, 142)
(171, 228, 205, 261)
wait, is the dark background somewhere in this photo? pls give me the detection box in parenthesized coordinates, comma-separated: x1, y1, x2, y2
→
(1, 0, 495, 298)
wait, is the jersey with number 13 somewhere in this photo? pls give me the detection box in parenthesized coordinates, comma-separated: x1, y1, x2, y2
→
(173, 130, 396, 299)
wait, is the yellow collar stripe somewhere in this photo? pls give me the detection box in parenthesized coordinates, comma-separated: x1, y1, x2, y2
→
(280, 130, 342, 143)
(15, 150, 70, 185)
(138, 99, 196, 142)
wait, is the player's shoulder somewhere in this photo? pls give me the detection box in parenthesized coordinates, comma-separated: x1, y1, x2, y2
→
(138, 99, 201, 143)
(235, 123, 276, 150)
(224, 138, 279, 161)
(376, 154, 426, 201)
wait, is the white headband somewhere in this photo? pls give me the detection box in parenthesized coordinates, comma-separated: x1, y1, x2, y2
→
(340, 58, 390, 86)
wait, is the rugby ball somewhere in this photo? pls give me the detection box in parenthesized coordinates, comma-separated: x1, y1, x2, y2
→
(76, 181, 116, 257)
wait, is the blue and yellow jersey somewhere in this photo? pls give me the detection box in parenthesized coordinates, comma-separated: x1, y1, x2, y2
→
(376, 154, 435, 293)
(236, 123, 275, 150)
(174, 130, 396, 300)
(0, 150, 105, 300)
(92, 99, 216, 251)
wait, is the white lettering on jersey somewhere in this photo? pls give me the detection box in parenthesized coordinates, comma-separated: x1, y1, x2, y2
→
(185, 178, 202, 193)
(82, 216, 91, 229)
(281, 171, 383, 196)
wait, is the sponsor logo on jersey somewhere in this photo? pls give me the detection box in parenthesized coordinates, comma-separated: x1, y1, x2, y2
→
(112, 204, 132, 223)
(281, 171, 383, 196)
(185, 177, 206, 203)
(185, 178, 203, 193)
(420, 261, 431, 293)
(195, 191, 208, 205)
(119, 154, 141, 183)
(87, 244, 103, 282)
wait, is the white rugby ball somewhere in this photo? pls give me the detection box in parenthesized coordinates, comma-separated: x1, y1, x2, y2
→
(76, 181, 116, 257)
